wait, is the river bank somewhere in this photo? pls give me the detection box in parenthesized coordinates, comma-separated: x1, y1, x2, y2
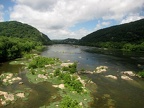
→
(1, 44, 144, 108)
(0, 53, 96, 108)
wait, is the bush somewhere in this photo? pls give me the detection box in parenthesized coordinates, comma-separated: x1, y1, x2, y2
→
(138, 71, 144, 78)
(58, 72, 83, 93)
(62, 63, 77, 74)
(28, 56, 57, 69)
(60, 96, 81, 108)
(54, 68, 61, 76)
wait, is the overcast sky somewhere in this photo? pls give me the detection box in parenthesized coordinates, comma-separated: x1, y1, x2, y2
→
(0, 0, 144, 39)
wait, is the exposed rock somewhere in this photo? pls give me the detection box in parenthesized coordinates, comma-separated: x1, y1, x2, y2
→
(77, 76, 86, 86)
(95, 66, 108, 73)
(61, 63, 73, 67)
(0, 73, 22, 85)
(121, 75, 133, 80)
(45, 64, 52, 68)
(122, 71, 135, 76)
(12, 77, 22, 81)
(53, 85, 58, 88)
(37, 74, 47, 80)
(84, 98, 87, 101)
(79, 102, 83, 106)
(6, 73, 13, 79)
(105, 75, 117, 80)
(88, 80, 94, 84)
(19, 82, 24, 85)
(53, 84, 65, 89)
(16, 93, 25, 98)
(58, 84, 65, 89)
(80, 70, 93, 74)
(4, 93, 14, 101)
(0, 91, 7, 96)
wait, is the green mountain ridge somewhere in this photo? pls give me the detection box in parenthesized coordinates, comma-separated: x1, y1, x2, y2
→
(80, 19, 144, 44)
(0, 21, 51, 44)
(0, 21, 51, 62)
(79, 19, 144, 51)
(53, 38, 79, 44)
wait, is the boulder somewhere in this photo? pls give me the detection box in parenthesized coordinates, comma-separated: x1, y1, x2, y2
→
(105, 75, 117, 80)
(121, 75, 133, 80)
(122, 71, 135, 76)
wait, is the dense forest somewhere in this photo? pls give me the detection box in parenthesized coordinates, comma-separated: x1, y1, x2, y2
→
(0, 21, 51, 62)
(0, 21, 51, 45)
(79, 19, 144, 51)
(53, 38, 79, 44)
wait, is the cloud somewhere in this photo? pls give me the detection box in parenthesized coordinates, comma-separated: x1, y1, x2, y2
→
(95, 21, 111, 31)
(0, 4, 4, 22)
(121, 13, 144, 24)
(13, 0, 58, 11)
(10, 0, 144, 39)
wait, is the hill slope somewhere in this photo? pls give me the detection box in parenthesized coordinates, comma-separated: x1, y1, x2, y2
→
(80, 19, 144, 44)
(53, 38, 79, 44)
(0, 21, 51, 45)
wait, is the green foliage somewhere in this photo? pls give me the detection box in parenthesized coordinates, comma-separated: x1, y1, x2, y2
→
(28, 56, 58, 69)
(0, 36, 43, 62)
(56, 72, 83, 93)
(138, 71, 144, 78)
(79, 19, 144, 52)
(53, 38, 79, 44)
(54, 68, 61, 76)
(122, 43, 144, 51)
(59, 96, 81, 108)
(0, 21, 51, 45)
(62, 63, 77, 74)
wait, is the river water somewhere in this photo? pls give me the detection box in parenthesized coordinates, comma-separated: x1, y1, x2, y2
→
(41, 44, 144, 108)
(0, 44, 144, 108)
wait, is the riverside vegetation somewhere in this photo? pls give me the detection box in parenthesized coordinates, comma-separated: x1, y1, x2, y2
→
(79, 19, 144, 52)
(0, 21, 51, 63)
(0, 54, 95, 107)
(0, 19, 144, 107)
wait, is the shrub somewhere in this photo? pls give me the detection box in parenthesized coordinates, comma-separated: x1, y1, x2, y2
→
(138, 71, 144, 78)
(54, 68, 61, 76)
(28, 56, 58, 69)
(60, 96, 81, 108)
(62, 62, 77, 74)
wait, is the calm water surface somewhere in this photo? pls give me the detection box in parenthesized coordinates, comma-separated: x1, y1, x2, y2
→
(0, 44, 144, 108)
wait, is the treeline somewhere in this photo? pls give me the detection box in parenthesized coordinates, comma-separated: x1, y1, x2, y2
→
(79, 19, 144, 52)
(0, 21, 52, 62)
(53, 38, 79, 44)
(0, 36, 43, 62)
(79, 41, 144, 51)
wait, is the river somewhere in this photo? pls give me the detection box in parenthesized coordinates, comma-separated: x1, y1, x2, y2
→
(41, 44, 144, 108)
(1, 44, 144, 108)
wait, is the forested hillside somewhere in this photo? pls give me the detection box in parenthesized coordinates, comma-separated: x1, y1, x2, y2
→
(53, 38, 79, 44)
(0, 21, 51, 62)
(0, 21, 51, 45)
(80, 19, 144, 51)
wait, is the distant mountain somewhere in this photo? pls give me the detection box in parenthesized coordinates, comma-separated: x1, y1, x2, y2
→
(0, 21, 51, 45)
(80, 19, 144, 44)
(53, 38, 79, 44)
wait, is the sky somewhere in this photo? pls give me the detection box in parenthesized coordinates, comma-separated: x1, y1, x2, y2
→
(0, 0, 144, 39)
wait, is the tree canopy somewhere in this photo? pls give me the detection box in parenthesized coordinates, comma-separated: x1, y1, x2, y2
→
(0, 21, 51, 45)
(79, 19, 144, 51)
